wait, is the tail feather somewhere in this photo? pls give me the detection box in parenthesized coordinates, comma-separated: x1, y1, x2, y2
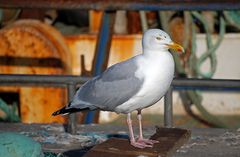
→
(52, 106, 89, 116)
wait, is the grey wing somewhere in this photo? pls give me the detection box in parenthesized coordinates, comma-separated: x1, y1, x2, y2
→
(70, 58, 143, 111)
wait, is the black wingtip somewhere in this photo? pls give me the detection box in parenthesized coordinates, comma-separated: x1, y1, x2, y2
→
(52, 106, 67, 116)
(52, 106, 90, 116)
(52, 110, 61, 116)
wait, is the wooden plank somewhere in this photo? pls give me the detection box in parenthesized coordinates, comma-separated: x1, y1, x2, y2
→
(84, 127, 191, 157)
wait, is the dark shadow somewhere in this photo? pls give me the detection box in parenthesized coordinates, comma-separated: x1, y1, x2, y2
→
(58, 132, 129, 156)
(62, 146, 93, 157)
(107, 133, 129, 139)
(0, 56, 64, 68)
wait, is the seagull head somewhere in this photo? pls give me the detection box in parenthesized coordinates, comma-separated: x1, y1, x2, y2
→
(142, 29, 184, 53)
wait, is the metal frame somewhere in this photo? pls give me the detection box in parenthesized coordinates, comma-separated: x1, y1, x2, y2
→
(85, 11, 116, 124)
(1, 0, 240, 133)
(0, 0, 240, 10)
(166, 79, 240, 127)
(0, 74, 240, 130)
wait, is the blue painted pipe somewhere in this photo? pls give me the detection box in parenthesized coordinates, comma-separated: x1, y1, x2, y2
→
(85, 11, 115, 124)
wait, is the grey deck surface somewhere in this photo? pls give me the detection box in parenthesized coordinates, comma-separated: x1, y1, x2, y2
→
(0, 123, 239, 157)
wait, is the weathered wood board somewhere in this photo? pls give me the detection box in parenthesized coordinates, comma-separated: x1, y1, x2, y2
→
(84, 127, 191, 157)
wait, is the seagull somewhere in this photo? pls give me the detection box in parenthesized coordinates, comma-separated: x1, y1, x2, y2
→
(52, 29, 184, 148)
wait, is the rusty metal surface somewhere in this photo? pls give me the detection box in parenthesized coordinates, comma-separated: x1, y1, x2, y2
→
(84, 127, 191, 157)
(0, 0, 239, 10)
(0, 20, 71, 72)
(65, 34, 138, 75)
(0, 20, 72, 123)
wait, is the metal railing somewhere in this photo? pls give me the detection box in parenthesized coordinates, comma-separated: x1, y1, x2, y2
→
(0, 74, 240, 132)
(0, 74, 89, 134)
(165, 79, 240, 127)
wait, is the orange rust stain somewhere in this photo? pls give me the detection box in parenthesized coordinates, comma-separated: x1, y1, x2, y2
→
(110, 35, 136, 65)
(65, 34, 141, 76)
(65, 35, 97, 75)
(65, 34, 96, 43)
(89, 11, 103, 34)
(20, 87, 67, 123)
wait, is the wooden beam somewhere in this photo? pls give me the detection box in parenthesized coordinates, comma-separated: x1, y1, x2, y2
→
(84, 127, 191, 157)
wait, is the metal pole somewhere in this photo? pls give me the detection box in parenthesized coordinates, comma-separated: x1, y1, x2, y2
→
(164, 86, 173, 127)
(92, 11, 116, 75)
(67, 82, 77, 134)
(85, 10, 116, 124)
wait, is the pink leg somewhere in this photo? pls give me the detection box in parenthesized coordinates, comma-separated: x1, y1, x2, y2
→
(137, 110, 159, 145)
(127, 113, 152, 148)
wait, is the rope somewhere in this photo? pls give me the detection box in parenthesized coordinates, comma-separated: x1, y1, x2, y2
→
(159, 11, 228, 127)
(192, 12, 226, 78)
(224, 11, 240, 30)
(188, 12, 227, 127)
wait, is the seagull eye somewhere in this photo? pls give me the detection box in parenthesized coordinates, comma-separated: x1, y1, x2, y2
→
(156, 37, 162, 40)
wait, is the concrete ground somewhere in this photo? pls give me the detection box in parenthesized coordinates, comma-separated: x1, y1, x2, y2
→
(105, 113, 240, 128)
(0, 123, 240, 157)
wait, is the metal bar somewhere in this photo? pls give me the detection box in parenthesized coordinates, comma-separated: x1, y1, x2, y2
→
(172, 78, 240, 90)
(85, 11, 116, 124)
(0, 0, 239, 10)
(164, 86, 173, 127)
(0, 74, 89, 86)
(92, 11, 116, 75)
(0, 73, 239, 130)
(0, 74, 239, 90)
(67, 82, 77, 134)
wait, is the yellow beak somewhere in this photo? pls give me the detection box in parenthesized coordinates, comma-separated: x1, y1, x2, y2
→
(166, 42, 185, 53)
